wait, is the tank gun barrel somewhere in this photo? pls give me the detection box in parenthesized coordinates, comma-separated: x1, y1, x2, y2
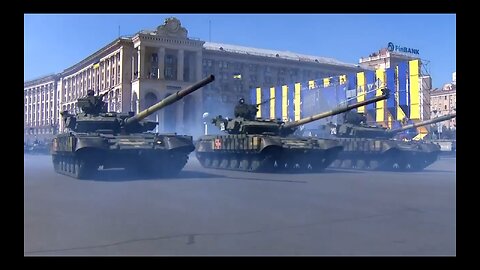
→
(125, 75, 215, 125)
(99, 88, 114, 99)
(282, 89, 390, 129)
(256, 97, 275, 107)
(389, 112, 456, 134)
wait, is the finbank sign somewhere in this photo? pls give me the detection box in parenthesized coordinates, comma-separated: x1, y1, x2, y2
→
(387, 42, 420, 55)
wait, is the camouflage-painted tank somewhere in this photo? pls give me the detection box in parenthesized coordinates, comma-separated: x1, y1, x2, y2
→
(51, 75, 215, 179)
(325, 112, 457, 171)
(195, 90, 389, 173)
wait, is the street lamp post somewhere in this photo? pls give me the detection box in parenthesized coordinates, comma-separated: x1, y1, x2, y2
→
(202, 112, 209, 135)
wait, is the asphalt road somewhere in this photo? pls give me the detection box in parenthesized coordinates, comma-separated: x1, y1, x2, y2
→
(24, 154, 456, 256)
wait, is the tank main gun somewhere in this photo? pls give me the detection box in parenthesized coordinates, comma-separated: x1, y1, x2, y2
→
(124, 75, 215, 125)
(387, 112, 456, 134)
(282, 89, 390, 130)
(256, 97, 275, 107)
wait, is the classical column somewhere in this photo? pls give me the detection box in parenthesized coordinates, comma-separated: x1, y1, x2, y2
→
(131, 54, 135, 81)
(196, 51, 202, 81)
(177, 49, 184, 81)
(109, 56, 113, 88)
(137, 45, 145, 79)
(157, 47, 165, 80)
(102, 62, 106, 90)
(119, 50, 123, 84)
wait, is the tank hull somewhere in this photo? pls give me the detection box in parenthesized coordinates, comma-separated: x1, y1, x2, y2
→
(328, 138, 441, 171)
(51, 133, 194, 179)
(195, 134, 343, 173)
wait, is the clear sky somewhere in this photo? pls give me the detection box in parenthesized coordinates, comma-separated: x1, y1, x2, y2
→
(24, 14, 456, 88)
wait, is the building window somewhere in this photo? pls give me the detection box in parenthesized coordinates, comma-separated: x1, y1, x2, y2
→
(165, 54, 177, 80)
(445, 105, 447, 110)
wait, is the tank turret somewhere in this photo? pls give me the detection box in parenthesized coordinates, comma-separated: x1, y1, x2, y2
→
(212, 89, 390, 136)
(62, 75, 215, 135)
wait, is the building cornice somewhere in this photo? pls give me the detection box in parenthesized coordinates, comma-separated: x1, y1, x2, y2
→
(430, 89, 456, 96)
(203, 42, 360, 70)
(61, 37, 133, 77)
(24, 74, 59, 88)
(133, 33, 204, 48)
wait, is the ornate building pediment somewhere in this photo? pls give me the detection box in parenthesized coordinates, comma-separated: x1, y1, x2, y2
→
(156, 17, 188, 38)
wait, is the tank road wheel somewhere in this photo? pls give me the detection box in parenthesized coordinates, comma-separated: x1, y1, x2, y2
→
(239, 158, 250, 171)
(202, 156, 212, 168)
(220, 157, 229, 169)
(72, 158, 82, 179)
(61, 157, 67, 172)
(368, 160, 380, 170)
(73, 157, 96, 179)
(52, 155, 60, 172)
(330, 159, 342, 168)
(249, 158, 262, 172)
(211, 158, 220, 168)
(355, 160, 366, 170)
(229, 158, 239, 170)
(341, 159, 352, 169)
(68, 157, 75, 173)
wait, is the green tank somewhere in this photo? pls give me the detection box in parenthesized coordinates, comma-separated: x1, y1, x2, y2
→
(51, 75, 215, 179)
(325, 112, 457, 171)
(195, 89, 389, 172)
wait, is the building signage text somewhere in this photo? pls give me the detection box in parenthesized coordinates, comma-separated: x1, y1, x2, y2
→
(387, 42, 420, 55)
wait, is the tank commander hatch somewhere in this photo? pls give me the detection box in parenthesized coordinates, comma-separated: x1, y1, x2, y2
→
(83, 89, 108, 114)
(234, 98, 258, 120)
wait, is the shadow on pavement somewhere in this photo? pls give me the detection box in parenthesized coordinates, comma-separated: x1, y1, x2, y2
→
(83, 169, 223, 182)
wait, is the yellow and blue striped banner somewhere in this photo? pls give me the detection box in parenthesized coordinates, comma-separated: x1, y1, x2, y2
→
(282, 85, 288, 121)
(256, 87, 262, 118)
(357, 72, 366, 113)
(375, 68, 386, 122)
(409, 59, 420, 120)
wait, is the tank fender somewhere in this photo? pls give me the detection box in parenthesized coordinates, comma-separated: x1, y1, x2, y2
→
(259, 136, 282, 150)
(161, 135, 194, 151)
(75, 136, 109, 151)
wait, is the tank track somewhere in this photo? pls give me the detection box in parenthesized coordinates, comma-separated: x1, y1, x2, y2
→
(196, 149, 339, 173)
(328, 150, 439, 171)
(52, 154, 97, 179)
(52, 150, 190, 179)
